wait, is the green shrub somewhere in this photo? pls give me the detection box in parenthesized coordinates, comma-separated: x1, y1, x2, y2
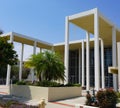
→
(64, 83, 81, 87)
(16, 81, 26, 85)
(117, 92, 120, 98)
(96, 88, 117, 108)
(33, 80, 61, 87)
(15, 80, 81, 87)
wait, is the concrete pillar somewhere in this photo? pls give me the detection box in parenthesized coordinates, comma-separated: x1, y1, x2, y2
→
(86, 32, 90, 90)
(52, 46, 54, 52)
(79, 48, 81, 84)
(117, 43, 120, 91)
(19, 43, 24, 81)
(31, 41, 37, 82)
(6, 33, 13, 85)
(112, 27, 117, 91)
(64, 16, 69, 84)
(33, 41, 37, 55)
(94, 9, 100, 91)
(101, 39, 105, 89)
(82, 40, 85, 87)
(40, 48, 42, 53)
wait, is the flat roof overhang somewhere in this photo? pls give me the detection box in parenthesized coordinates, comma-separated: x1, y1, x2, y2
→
(54, 8, 120, 51)
(0, 32, 53, 49)
(54, 39, 96, 51)
(69, 8, 120, 47)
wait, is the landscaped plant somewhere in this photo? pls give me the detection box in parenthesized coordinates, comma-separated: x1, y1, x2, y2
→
(96, 88, 117, 108)
(0, 99, 38, 108)
(16, 80, 81, 87)
(25, 51, 65, 82)
(0, 36, 18, 79)
(0, 37, 18, 66)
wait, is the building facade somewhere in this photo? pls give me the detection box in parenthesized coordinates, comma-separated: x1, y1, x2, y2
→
(1, 8, 120, 91)
(68, 48, 113, 88)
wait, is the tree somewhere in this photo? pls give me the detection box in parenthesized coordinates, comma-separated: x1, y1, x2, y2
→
(25, 51, 65, 82)
(0, 36, 18, 78)
(0, 37, 18, 66)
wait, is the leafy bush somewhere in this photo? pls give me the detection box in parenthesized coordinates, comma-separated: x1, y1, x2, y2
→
(0, 99, 38, 108)
(16, 80, 26, 85)
(16, 80, 81, 87)
(35, 80, 61, 87)
(96, 88, 117, 108)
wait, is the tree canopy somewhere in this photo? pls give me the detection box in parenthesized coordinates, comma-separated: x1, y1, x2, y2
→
(25, 51, 65, 82)
(0, 37, 18, 66)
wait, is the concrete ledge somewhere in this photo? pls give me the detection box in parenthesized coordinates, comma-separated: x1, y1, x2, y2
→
(0, 85, 10, 94)
(75, 104, 98, 108)
(11, 85, 81, 101)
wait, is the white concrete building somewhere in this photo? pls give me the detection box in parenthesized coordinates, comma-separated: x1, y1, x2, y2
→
(1, 8, 120, 91)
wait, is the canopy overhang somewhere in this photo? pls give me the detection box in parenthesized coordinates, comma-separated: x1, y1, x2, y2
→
(54, 8, 120, 51)
(0, 32, 53, 49)
(69, 8, 120, 46)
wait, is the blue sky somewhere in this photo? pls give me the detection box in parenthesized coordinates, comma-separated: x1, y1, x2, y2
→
(0, 0, 120, 43)
(0, 0, 120, 60)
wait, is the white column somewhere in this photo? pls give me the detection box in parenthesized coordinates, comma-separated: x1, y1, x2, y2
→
(94, 9, 100, 91)
(31, 41, 37, 82)
(19, 43, 24, 81)
(6, 33, 13, 85)
(112, 27, 117, 91)
(117, 43, 120, 91)
(40, 48, 42, 53)
(101, 39, 105, 89)
(64, 16, 69, 84)
(52, 46, 54, 52)
(79, 48, 81, 84)
(33, 41, 37, 55)
(82, 40, 85, 87)
(86, 32, 90, 90)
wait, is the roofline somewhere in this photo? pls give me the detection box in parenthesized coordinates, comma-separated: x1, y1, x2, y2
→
(69, 8, 96, 21)
(13, 32, 53, 46)
(0, 32, 53, 46)
(69, 8, 120, 32)
(54, 38, 95, 46)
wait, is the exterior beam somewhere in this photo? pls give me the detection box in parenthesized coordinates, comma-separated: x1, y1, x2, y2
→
(6, 33, 13, 85)
(64, 16, 69, 84)
(101, 39, 105, 89)
(94, 9, 100, 91)
(112, 27, 117, 91)
(31, 41, 37, 82)
(82, 40, 85, 87)
(86, 32, 90, 90)
(117, 43, 120, 91)
(79, 48, 81, 84)
(19, 43, 24, 81)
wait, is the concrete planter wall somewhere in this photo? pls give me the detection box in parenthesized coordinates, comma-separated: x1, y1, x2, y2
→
(11, 85, 81, 101)
(75, 104, 98, 108)
(0, 85, 10, 94)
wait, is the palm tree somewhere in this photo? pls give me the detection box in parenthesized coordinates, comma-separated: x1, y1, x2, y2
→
(25, 51, 65, 82)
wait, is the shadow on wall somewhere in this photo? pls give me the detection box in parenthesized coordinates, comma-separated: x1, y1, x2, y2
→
(10, 85, 32, 99)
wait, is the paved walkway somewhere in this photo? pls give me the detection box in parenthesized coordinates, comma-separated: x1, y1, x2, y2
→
(46, 96, 86, 108)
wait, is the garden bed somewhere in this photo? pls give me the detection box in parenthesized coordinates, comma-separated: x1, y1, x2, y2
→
(10, 85, 81, 101)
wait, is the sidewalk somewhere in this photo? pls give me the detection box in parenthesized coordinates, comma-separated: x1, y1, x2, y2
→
(46, 96, 86, 108)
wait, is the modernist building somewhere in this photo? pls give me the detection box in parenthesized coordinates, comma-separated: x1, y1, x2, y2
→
(1, 8, 120, 91)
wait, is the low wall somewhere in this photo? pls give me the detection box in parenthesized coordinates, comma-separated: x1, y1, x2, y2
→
(11, 85, 81, 101)
(75, 104, 98, 108)
(0, 85, 10, 94)
(48, 87, 81, 101)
